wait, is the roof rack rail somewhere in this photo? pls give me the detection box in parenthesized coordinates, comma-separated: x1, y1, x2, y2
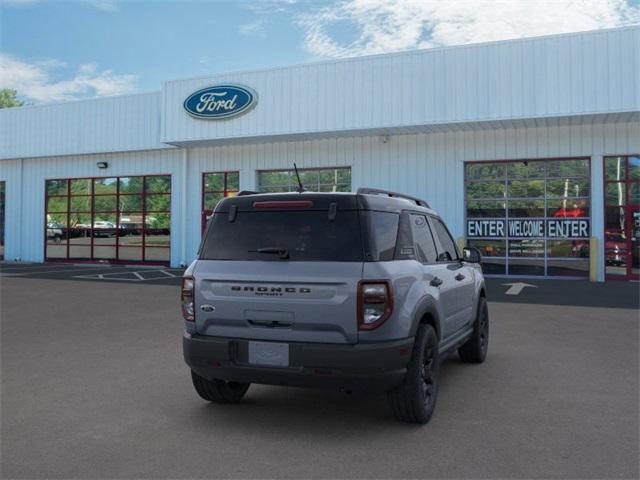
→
(357, 188, 430, 208)
(237, 190, 260, 196)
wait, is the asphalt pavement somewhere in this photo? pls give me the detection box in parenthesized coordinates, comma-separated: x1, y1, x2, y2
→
(1, 268, 638, 478)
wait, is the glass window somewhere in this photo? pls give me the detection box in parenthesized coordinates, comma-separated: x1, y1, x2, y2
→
(93, 178, 117, 194)
(409, 214, 437, 263)
(466, 163, 505, 180)
(507, 161, 545, 178)
(366, 211, 399, 261)
(44, 175, 171, 264)
(629, 156, 640, 181)
(547, 199, 589, 218)
(605, 157, 626, 181)
(508, 200, 545, 218)
(508, 239, 544, 257)
(467, 239, 506, 257)
(47, 180, 67, 196)
(430, 217, 458, 261)
(201, 171, 240, 234)
(606, 183, 626, 206)
(70, 179, 92, 195)
(546, 159, 589, 178)
(465, 158, 591, 278)
(201, 210, 363, 262)
(145, 176, 171, 193)
(547, 179, 589, 198)
(466, 200, 506, 218)
(466, 182, 505, 199)
(507, 180, 545, 198)
(257, 167, 351, 193)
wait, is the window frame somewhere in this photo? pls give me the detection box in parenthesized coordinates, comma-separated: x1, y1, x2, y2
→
(201, 171, 240, 234)
(256, 166, 351, 193)
(44, 174, 171, 264)
(464, 157, 592, 277)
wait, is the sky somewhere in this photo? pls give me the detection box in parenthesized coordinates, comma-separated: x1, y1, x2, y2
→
(1, 0, 639, 104)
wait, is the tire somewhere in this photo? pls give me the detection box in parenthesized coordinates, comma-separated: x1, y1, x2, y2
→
(190, 370, 250, 404)
(458, 296, 489, 364)
(387, 324, 440, 424)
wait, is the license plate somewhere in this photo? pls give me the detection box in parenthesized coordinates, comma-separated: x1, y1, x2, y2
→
(248, 341, 289, 367)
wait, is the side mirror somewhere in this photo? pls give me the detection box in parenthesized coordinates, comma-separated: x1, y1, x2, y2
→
(462, 246, 482, 263)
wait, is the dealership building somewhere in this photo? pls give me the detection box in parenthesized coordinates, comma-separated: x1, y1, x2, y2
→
(0, 26, 638, 281)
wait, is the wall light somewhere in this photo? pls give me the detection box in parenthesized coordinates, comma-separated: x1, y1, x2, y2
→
(96, 162, 109, 169)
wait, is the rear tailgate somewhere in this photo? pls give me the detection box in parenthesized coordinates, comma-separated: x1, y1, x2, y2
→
(194, 261, 362, 343)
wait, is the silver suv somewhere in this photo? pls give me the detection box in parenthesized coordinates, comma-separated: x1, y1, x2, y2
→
(182, 188, 489, 424)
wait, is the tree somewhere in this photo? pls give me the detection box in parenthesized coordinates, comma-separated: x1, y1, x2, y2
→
(0, 89, 24, 109)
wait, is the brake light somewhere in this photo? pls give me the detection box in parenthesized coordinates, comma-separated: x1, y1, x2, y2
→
(181, 276, 195, 322)
(357, 280, 393, 330)
(252, 200, 313, 209)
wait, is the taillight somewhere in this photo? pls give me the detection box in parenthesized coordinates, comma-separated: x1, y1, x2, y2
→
(181, 276, 195, 322)
(358, 280, 393, 330)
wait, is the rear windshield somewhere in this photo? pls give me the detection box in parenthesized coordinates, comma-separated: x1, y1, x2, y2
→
(200, 210, 364, 261)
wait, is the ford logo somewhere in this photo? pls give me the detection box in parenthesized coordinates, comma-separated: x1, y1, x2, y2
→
(183, 84, 257, 120)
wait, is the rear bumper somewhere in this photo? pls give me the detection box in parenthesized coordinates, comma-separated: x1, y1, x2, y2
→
(183, 333, 414, 393)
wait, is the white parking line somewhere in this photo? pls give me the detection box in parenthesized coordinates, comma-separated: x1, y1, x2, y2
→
(0, 266, 133, 276)
(72, 269, 180, 282)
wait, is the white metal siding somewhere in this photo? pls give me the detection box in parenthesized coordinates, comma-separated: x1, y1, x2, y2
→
(2, 120, 638, 280)
(0, 92, 169, 160)
(0, 149, 182, 264)
(162, 27, 640, 145)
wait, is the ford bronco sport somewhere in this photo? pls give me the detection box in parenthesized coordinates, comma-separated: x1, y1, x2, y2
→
(182, 188, 488, 424)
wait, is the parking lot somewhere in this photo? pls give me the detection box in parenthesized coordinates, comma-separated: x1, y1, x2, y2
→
(1, 262, 638, 479)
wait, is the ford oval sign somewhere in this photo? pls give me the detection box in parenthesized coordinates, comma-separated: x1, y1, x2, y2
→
(183, 85, 257, 120)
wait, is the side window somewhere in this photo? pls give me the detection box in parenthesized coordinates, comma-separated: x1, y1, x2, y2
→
(409, 214, 438, 263)
(430, 217, 459, 262)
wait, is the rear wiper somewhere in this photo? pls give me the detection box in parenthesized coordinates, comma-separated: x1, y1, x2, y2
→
(249, 247, 290, 260)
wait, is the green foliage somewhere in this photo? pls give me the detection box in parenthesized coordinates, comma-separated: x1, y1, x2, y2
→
(0, 89, 24, 109)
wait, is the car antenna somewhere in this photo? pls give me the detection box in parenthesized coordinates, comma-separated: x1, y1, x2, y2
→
(293, 163, 305, 193)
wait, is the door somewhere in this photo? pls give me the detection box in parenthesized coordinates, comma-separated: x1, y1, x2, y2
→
(406, 213, 459, 337)
(429, 216, 476, 334)
(604, 155, 639, 280)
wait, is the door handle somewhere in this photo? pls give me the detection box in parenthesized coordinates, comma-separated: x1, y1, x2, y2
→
(430, 277, 443, 287)
(455, 273, 465, 281)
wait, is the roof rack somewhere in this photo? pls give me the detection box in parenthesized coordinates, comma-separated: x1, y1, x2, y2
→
(357, 188, 430, 208)
(237, 190, 260, 196)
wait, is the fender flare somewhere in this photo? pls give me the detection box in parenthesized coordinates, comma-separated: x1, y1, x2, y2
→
(409, 295, 442, 340)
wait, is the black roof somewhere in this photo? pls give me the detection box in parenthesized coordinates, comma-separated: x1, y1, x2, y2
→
(215, 189, 436, 215)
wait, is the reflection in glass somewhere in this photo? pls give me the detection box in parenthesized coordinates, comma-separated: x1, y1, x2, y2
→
(508, 200, 545, 217)
(508, 240, 545, 257)
(630, 183, 639, 205)
(46, 244, 67, 258)
(605, 207, 626, 233)
(70, 196, 91, 212)
(507, 161, 545, 178)
(547, 240, 589, 258)
(145, 175, 171, 193)
(119, 194, 143, 212)
(629, 156, 640, 180)
(480, 258, 506, 275)
(466, 200, 506, 218)
(546, 159, 589, 178)
(606, 183, 625, 205)
(93, 195, 117, 212)
(93, 246, 116, 260)
(47, 197, 67, 213)
(507, 180, 545, 198)
(145, 194, 171, 212)
(227, 171, 240, 189)
(547, 199, 589, 218)
(467, 240, 506, 257)
(204, 173, 225, 191)
(119, 177, 143, 193)
(547, 260, 589, 276)
(508, 259, 545, 276)
(605, 157, 625, 181)
(69, 245, 91, 259)
(546, 179, 589, 198)
(118, 229, 143, 247)
(466, 163, 505, 180)
(144, 229, 170, 247)
(466, 182, 505, 199)
(93, 178, 117, 194)
(204, 193, 224, 210)
(47, 180, 67, 196)
(70, 179, 92, 194)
